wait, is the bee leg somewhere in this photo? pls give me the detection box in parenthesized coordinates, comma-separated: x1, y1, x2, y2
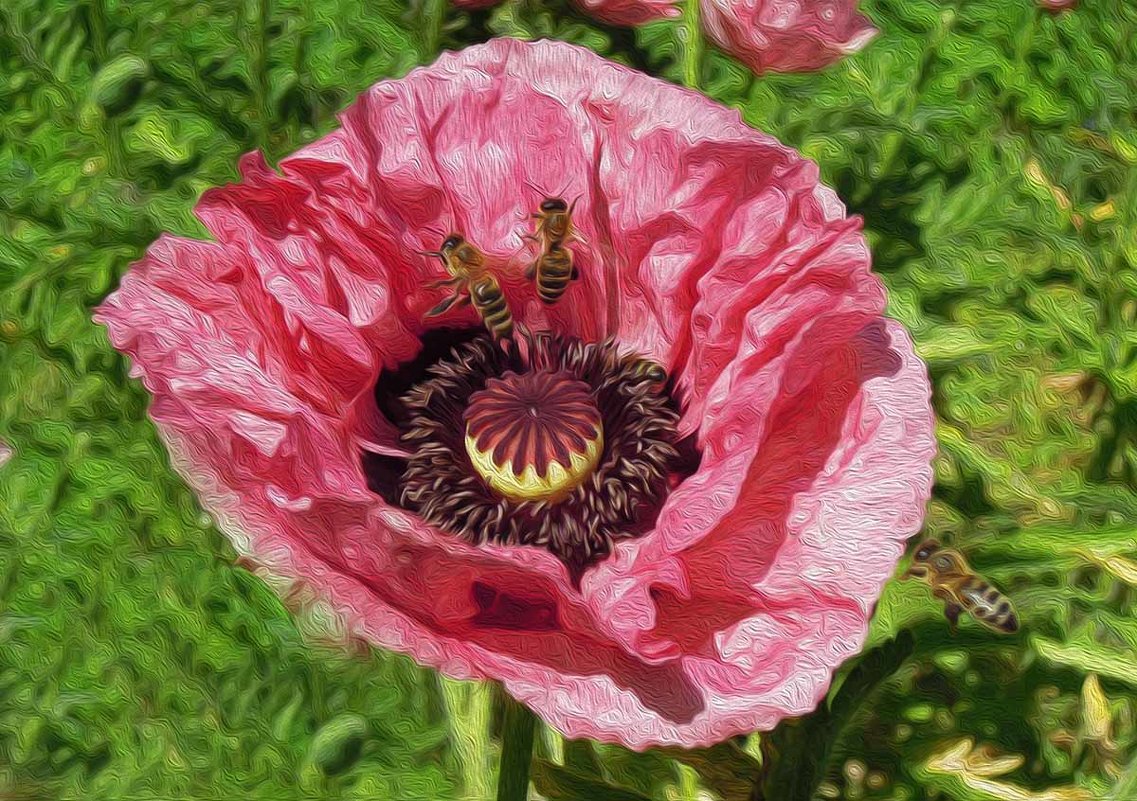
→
(426, 292, 464, 317)
(506, 240, 533, 261)
(525, 262, 537, 280)
(571, 266, 579, 280)
(426, 277, 462, 289)
(943, 603, 962, 632)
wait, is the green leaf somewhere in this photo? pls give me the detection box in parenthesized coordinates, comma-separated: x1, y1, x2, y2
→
(306, 714, 368, 775)
(760, 632, 917, 801)
(89, 54, 148, 115)
(561, 738, 603, 777)
(1109, 750, 1137, 801)
(659, 740, 763, 801)
(530, 760, 654, 801)
(1033, 636, 1137, 690)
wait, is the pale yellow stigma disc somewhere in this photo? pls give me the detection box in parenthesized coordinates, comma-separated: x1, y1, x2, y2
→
(465, 427, 603, 504)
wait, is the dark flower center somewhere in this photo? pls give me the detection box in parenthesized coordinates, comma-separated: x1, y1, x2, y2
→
(364, 328, 696, 583)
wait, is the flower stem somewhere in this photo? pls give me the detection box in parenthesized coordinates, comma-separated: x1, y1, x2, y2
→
(679, 0, 703, 89)
(421, 0, 449, 56)
(496, 691, 538, 801)
(439, 677, 494, 800)
(238, 0, 272, 151)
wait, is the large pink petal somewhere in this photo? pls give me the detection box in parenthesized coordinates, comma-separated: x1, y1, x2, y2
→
(701, 0, 878, 73)
(98, 39, 934, 748)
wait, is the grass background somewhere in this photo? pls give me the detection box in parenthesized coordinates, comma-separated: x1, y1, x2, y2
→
(1, 0, 1135, 798)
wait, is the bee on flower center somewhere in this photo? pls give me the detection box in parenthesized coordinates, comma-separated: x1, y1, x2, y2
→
(624, 357, 668, 388)
(904, 539, 1019, 634)
(422, 234, 513, 342)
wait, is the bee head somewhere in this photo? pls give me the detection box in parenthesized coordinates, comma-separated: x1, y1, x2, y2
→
(441, 233, 465, 253)
(913, 542, 966, 574)
(540, 197, 568, 213)
(913, 540, 941, 563)
(932, 552, 964, 572)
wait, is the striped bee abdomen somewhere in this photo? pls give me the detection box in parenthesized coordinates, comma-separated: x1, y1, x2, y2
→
(472, 278, 513, 340)
(535, 247, 574, 304)
(961, 577, 1017, 632)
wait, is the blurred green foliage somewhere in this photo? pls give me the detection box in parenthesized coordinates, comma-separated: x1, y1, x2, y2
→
(1, 0, 1136, 798)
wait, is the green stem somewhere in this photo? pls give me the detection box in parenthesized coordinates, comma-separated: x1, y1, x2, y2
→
(496, 692, 537, 801)
(440, 678, 494, 800)
(679, 0, 703, 89)
(87, 0, 109, 63)
(238, 0, 271, 150)
(678, 763, 700, 801)
(257, 0, 271, 146)
(421, 0, 448, 57)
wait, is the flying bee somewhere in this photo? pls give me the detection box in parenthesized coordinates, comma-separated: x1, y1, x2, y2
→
(422, 233, 513, 342)
(904, 540, 1019, 634)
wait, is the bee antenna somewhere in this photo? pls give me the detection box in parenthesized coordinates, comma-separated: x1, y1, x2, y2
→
(421, 227, 451, 251)
(524, 179, 547, 198)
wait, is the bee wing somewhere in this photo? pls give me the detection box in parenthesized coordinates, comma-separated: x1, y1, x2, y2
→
(958, 582, 1014, 630)
(507, 234, 539, 257)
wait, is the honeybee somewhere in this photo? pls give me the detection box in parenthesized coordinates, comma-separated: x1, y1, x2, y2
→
(904, 540, 1019, 634)
(525, 197, 582, 305)
(422, 234, 513, 342)
(624, 356, 667, 387)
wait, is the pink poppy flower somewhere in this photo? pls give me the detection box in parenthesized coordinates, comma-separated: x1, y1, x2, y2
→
(701, 0, 878, 73)
(451, 0, 679, 26)
(1038, 0, 1075, 10)
(97, 38, 934, 749)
